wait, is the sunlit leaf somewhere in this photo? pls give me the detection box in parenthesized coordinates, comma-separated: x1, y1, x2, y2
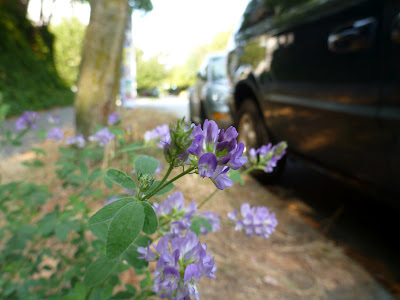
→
(141, 202, 158, 234)
(106, 169, 136, 190)
(134, 155, 159, 175)
(106, 201, 144, 259)
(84, 255, 120, 288)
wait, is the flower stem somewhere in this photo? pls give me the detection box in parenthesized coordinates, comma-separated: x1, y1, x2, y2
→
(240, 165, 257, 176)
(156, 166, 197, 194)
(142, 164, 174, 201)
(198, 188, 219, 209)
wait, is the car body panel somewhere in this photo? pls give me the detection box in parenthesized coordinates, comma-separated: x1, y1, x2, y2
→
(227, 0, 400, 203)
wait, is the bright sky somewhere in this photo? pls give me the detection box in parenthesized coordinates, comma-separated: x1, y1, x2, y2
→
(132, 0, 248, 65)
(28, 0, 248, 66)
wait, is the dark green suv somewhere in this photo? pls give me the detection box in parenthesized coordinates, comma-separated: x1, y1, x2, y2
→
(227, 0, 400, 205)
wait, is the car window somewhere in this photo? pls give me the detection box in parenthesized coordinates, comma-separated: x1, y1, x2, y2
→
(238, 0, 322, 32)
(210, 57, 227, 82)
(239, 0, 274, 32)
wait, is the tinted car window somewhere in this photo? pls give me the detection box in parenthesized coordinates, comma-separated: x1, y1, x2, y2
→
(210, 56, 227, 82)
(238, 0, 319, 33)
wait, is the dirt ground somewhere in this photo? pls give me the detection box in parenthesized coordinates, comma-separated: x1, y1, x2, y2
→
(1, 108, 396, 300)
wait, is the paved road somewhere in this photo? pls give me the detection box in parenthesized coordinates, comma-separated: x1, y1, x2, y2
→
(1, 106, 75, 157)
(1, 96, 189, 157)
(123, 95, 190, 120)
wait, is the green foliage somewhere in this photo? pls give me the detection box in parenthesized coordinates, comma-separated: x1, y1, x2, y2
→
(141, 202, 158, 235)
(50, 18, 87, 87)
(0, 1, 73, 116)
(190, 216, 212, 236)
(106, 201, 145, 259)
(136, 48, 167, 91)
(229, 169, 245, 185)
(106, 169, 137, 190)
(166, 29, 233, 88)
(84, 255, 120, 288)
(123, 235, 152, 270)
(134, 155, 159, 175)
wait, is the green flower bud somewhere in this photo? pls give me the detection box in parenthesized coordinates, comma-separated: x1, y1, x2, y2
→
(138, 173, 155, 192)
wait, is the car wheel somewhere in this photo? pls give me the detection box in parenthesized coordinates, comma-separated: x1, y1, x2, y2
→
(236, 98, 285, 182)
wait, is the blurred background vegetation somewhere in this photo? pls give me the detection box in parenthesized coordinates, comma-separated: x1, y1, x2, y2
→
(0, 0, 231, 116)
(0, 0, 74, 116)
(50, 17, 86, 88)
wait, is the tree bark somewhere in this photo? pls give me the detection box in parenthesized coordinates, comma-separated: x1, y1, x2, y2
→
(74, 0, 130, 137)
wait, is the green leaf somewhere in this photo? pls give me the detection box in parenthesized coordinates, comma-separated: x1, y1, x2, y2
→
(38, 129, 47, 139)
(55, 223, 70, 242)
(134, 156, 159, 176)
(104, 176, 113, 189)
(106, 169, 136, 190)
(109, 291, 136, 299)
(123, 235, 152, 270)
(84, 255, 120, 288)
(79, 161, 89, 178)
(119, 143, 147, 153)
(38, 213, 57, 235)
(106, 201, 144, 259)
(125, 284, 137, 295)
(141, 202, 158, 235)
(11, 140, 22, 146)
(88, 198, 133, 240)
(31, 148, 47, 156)
(229, 169, 244, 186)
(190, 216, 212, 236)
(89, 168, 103, 181)
(109, 128, 124, 136)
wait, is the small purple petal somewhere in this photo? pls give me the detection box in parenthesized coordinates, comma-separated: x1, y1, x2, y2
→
(198, 153, 218, 178)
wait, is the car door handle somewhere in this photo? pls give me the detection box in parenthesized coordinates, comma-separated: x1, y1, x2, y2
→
(328, 17, 377, 53)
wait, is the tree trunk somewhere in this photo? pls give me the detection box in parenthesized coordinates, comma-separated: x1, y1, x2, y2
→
(74, 0, 130, 137)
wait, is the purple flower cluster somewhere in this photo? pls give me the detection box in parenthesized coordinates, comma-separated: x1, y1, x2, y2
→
(15, 111, 39, 131)
(228, 203, 278, 239)
(89, 127, 115, 147)
(188, 120, 247, 190)
(153, 191, 197, 239)
(248, 142, 287, 173)
(107, 112, 120, 125)
(66, 134, 85, 148)
(197, 211, 220, 235)
(138, 230, 216, 300)
(46, 127, 64, 142)
(144, 124, 170, 148)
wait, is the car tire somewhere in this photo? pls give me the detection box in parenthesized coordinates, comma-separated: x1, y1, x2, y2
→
(236, 98, 285, 183)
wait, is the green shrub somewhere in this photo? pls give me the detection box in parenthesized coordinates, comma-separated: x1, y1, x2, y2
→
(50, 17, 87, 88)
(0, 0, 74, 117)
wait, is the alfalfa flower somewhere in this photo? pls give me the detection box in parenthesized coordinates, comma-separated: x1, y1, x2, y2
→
(66, 134, 85, 148)
(228, 203, 277, 239)
(107, 112, 120, 125)
(248, 141, 287, 173)
(15, 111, 39, 131)
(89, 127, 115, 147)
(46, 127, 64, 142)
(144, 124, 170, 148)
(138, 230, 216, 300)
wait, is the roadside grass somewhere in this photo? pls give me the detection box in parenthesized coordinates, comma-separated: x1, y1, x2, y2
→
(0, 108, 384, 299)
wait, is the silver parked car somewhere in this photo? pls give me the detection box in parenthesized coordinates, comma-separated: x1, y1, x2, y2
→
(189, 52, 232, 128)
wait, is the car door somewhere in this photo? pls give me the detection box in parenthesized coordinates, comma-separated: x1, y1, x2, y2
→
(190, 59, 208, 124)
(377, 0, 400, 196)
(264, 0, 386, 186)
